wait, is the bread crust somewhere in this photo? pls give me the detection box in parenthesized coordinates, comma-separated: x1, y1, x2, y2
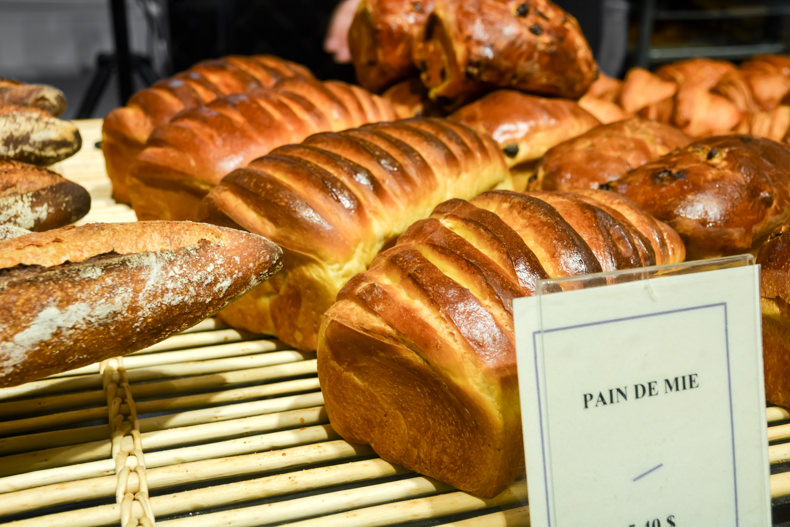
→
(317, 189, 684, 498)
(0, 221, 282, 387)
(0, 106, 82, 166)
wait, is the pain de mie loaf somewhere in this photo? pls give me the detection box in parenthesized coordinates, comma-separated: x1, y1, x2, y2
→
(0, 221, 282, 387)
(200, 117, 514, 351)
(317, 189, 685, 498)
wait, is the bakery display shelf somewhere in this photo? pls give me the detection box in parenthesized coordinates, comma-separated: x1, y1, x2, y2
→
(1, 119, 788, 526)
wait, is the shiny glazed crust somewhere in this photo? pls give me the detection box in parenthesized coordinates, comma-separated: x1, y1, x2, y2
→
(101, 55, 313, 204)
(317, 189, 685, 498)
(0, 160, 91, 231)
(128, 78, 398, 221)
(0, 221, 282, 387)
(412, 0, 597, 106)
(534, 117, 692, 191)
(607, 134, 790, 259)
(201, 117, 513, 351)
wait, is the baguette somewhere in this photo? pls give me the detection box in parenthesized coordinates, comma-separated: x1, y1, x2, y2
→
(201, 117, 513, 351)
(0, 160, 91, 231)
(101, 55, 314, 204)
(317, 189, 685, 498)
(128, 78, 398, 221)
(0, 221, 282, 387)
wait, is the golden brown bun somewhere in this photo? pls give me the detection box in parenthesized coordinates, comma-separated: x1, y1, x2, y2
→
(756, 224, 790, 408)
(201, 117, 513, 351)
(577, 73, 633, 124)
(101, 55, 314, 205)
(0, 105, 82, 165)
(0, 221, 282, 387)
(735, 105, 790, 143)
(317, 189, 685, 498)
(412, 0, 597, 107)
(381, 77, 442, 119)
(606, 134, 790, 259)
(348, 0, 435, 93)
(0, 160, 91, 231)
(128, 78, 398, 221)
(0, 78, 67, 117)
(533, 117, 692, 191)
(448, 90, 600, 190)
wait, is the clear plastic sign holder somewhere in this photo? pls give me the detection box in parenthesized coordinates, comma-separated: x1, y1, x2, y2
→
(514, 254, 771, 527)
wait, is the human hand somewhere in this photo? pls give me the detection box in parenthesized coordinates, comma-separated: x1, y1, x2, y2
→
(324, 0, 361, 63)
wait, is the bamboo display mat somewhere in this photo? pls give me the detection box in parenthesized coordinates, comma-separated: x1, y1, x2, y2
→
(0, 120, 788, 526)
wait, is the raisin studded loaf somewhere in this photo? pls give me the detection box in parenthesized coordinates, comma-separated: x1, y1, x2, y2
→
(200, 117, 514, 351)
(128, 77, 398, 221)
(101, 54, 313, 204)
(317, 189, 685, 498)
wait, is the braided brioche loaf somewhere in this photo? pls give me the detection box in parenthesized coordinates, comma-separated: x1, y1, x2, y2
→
(201, 117, 513, 351)
(129, 78, 398, 221)
(317, 189, 685, 498)
(101, 55, 313, 204)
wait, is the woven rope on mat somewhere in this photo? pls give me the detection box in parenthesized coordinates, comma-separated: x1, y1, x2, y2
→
(101, 356, 155, 527)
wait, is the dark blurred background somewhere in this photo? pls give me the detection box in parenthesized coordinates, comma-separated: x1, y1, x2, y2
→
(1, 0, 789, 119)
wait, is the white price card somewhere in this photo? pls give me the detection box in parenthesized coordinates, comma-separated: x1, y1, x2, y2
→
(514, 256, 770, 527)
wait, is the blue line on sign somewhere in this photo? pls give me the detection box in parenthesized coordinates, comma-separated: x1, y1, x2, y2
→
(633, 463, 664, 482)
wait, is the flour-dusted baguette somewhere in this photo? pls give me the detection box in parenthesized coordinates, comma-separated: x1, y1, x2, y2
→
(0, 79, 67, 116)
(533, 117, 691, 191)
(0, 160, 91, 231)
(413, 0, 597, 106)
(201, 117, 513, 351)
(128, 77, 398, 221)
(0, 105, 82, 165)
(101, 55, 314, 204)
(317, 189, 685, 499)
(604, 134, 790, 259)
(0, 221, 282, 387)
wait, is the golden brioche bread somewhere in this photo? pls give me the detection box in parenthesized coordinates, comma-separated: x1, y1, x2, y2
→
(0, 221, 282, 387)
(448, 90, 600, 190)
(413, 0, 597, 107)
(348, 0, 435, 93)
(533, 117, 691, 191)
(0, 160, 91, 231)
(605, 134, 790, 259)
(101, 55, 313, 204)
(200, 117, 513, 351)
(756, 224, 790, 408)
(128, 77, 398, 221)
(317, 189, 685, 498)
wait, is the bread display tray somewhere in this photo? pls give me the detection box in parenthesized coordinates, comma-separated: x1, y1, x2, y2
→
(1, 119, 789, 526)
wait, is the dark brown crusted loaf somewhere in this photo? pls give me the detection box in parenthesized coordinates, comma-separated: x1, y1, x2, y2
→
(200, 117, 513, 351)
(0, 105, 82, 166)
(101, 55, 313, 204)
(605, 134, 790, 259)
(756, 224, 790, 408)
(412, 0, 598, 106)
(0, 221, 282, 387)
(0, 78, 67, 116)
(317, 189, 685, 499)
(533, 117, 692, 191)
(0, 160, 91, 231)
(128, 77, 398, 221)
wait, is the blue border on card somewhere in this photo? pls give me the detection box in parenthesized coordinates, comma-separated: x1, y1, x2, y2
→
(531, 302, 737, 526)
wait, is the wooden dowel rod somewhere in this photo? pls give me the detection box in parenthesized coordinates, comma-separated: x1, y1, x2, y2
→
(771, 471, 790, 499)
(0, 405, 107, 437)
(767, 406, 790, 423)
(0, 389, 105, 419)
(123, 354, 315, 383)
(0, 423, 110, 458)
(768, 422, 790, 442)
(439, 505, 530, 526)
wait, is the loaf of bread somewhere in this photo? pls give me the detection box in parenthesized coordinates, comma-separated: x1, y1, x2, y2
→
(317, 189, 685, 498)
(0, 160, 91, 231)
(756, 224, 790, 408)
(0, 105, 82, 165)
(0, 221, 282, 387)
(348, 0, 435, 93)
(604, 134, 790, 259)
(200, 117, 513, 351)
(533, 117, 691, 191)
(128, 77, 398, 221)
(448, 90, 600, 190)
(0, 79, 67, 116)
(412, 0, 597, 106)
(101, 55, 313, 204)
